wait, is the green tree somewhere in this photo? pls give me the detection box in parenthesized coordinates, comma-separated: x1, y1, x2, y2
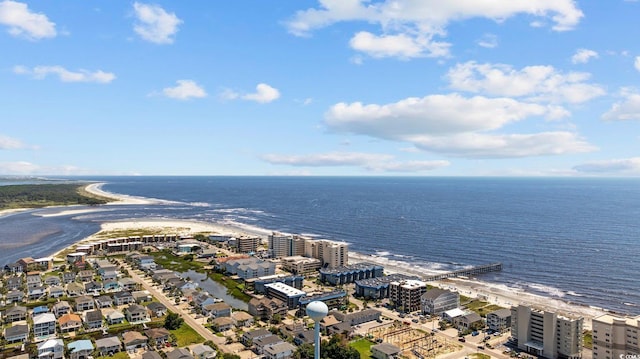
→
(164, 312, 184, 330)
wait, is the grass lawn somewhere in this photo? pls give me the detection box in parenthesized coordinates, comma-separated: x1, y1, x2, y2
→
(350, 338, 375, 358)
(171, 322, 205, 347)
(465, 299, 505, 317)
(583, 330, 593, 349)
(148, 251, 206, 273)
(97, 352, 130, 359)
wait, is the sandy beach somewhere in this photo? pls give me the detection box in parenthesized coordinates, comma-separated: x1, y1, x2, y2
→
(79, 183, 610, 328)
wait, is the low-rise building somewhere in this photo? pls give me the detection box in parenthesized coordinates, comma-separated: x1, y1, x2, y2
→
(146, 327, 171, 347)
(75, 295, 95, 311)
(4, 324, 29, 343)
(203, 302, 232, 318)
(280, 256, 322, 275)
(84, 309, 103, 329)
(52, 301, 72, 317)
(123, 331, 148, 351)
(96, 336, 122, 356)
(371, 343, 401, 359)
(105, 309, 126, 325)
(211, 316, 234, 332)
(248, 297, 288, 320)
(191, 344, 217, 359)
(319, 262, 384, 285)
(125, 304, 150, 323)
(420, 288, 460, 316)
(4, 305, 27, 322)
(487, 308, 512, 333)
(33, 312, 56, 338)
(37, 338, 64, 359)
(264, 282, 306, 309)
(67, 340, 94, 359)
(59, 313, 83, 333)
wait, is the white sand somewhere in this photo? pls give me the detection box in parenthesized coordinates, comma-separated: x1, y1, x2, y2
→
(84, 182, 160, 205)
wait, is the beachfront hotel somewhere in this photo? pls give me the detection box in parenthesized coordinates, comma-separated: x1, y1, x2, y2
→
(592, 314, 640, 359)
(511, 304, 583, 359)
(304, 239, 349, 268)
(268, 233, 306, 258)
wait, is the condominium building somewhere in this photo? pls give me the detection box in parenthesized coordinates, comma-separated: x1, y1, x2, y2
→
(389, 279, 427, 313)
(305, 239, 348, 268)
(420, 288, 460, 316)
(592, 314, 639, 359)
(511, 305, 583, 359)
(268, 233, 306, 258)
(319, 262, 384, 285)
(281, 256, 322, 275)
(264, 282, 307, 309)
(231, 236, 261, 254)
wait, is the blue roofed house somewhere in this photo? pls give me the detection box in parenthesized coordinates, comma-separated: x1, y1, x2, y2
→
(67, 339, 94, 359)
(33, 305, 49, 315)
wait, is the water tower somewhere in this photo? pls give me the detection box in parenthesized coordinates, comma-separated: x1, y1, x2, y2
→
(306, 301, 329, 359)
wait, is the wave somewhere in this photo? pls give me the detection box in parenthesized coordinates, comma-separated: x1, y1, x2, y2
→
(526, 283, 566, 298)
(567, 291, 584, 297)
(189, 202, 211, 207)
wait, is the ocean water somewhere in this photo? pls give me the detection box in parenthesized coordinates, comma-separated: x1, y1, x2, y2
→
(1, 176, 638, 315)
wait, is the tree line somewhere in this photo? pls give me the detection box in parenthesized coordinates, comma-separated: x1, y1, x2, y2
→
(0, 183, 109, 210)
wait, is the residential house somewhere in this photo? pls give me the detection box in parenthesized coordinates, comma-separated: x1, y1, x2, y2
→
(95, 336, 122, 356)
(28, 286, 46, 301)
(66, 282, 85, 297)
(4, 305, 27, 322)
(147, 302, 168, 317)
(232, 311, 254, 327)
(49, 285, 65, 298)
(33, 305, 49, 315)
(211, 317, 234, 332)
(167, 348, 194, 359)
(486, 308, 512, 333)
(248, 297, 288, 321)
(242, 328, 273, 346)
(6, 289, 25, 304)
(371, 343, 402, 359)
(132, 290, 153, 304)
(143, 352, 163, 359)
(145, 327, 171, 347)
(254, 335, 283, 355)
(84, 309, 103, 329)
(44, 275, 61, 286)
(191, 344, 216, 359)
(67, 339, 94, 359)
(114, 291, 134, 306)
(118, 277, 139, 291)
(37, 338, 64, 359)
(6, 276, 22, 290)
(203, 302, 232, 318)
(4, 324, 29, 343)
(454, 312, 483, 331)
(75, 295, 95, 311)
(104, 309, 125, 325)
(59, 313, 83, 333)
(103, 279, 120, 292)
(123, 331, 148, 351)
(52, 301, 72, 318)
(85, 281, 102, 295)
(101, 270, 118, 281)
(125, 304, 150, 323)
(95, 295, 113, 309)
(263, 342, 297, 359)
(33, 312, 57, 338)
(62, 272, 76, 284)
(193, 293, 218, 309)
(78, 270, 94, 282)
(26, 273, 42, 289)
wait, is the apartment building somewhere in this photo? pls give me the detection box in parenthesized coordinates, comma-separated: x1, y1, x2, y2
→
(268, 233, 306, 258)
(305, 239, 348, 268)
(389, 279, 427, 313)
(511, 305, 583, 359)
(420, 288, 460, 316)
(592, 314, 639, 359)
(281, 256, 322, 275)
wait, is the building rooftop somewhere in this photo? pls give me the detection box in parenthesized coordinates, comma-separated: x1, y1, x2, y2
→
(593, 314, 640, 326)
(264, 282, 306, 297)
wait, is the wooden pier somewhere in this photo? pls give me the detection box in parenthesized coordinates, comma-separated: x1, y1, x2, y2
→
(422, 262, 502, 282)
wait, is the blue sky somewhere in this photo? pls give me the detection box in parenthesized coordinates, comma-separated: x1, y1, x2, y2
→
(1, 1, 640, 176)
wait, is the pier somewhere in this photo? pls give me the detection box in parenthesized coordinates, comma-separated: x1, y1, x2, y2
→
(421, 262, 502, 282)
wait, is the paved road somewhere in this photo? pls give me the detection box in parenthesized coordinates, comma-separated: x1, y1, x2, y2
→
(121, 262, 227, 349)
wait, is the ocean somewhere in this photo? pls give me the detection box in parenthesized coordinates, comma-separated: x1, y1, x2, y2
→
(1, 176, 638, 315)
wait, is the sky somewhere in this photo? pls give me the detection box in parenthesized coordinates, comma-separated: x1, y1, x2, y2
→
(1, 1, 640, 176)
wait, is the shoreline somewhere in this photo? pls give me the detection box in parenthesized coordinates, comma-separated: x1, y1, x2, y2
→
(71, 183, 610, 327)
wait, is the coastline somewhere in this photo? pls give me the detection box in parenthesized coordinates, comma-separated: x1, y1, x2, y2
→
(79, 183, 610, 328)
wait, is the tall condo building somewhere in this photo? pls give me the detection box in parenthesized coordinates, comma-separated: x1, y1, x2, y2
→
(389, 279, 427, 313)
(304, 239, 349, 268)
(592, 314, 639, 359)
(268, 233, 306, 258)
(511, 305, 583, 359)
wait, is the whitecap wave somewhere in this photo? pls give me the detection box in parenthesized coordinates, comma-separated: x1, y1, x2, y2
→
(190, 202, 211, 207)
(527, 283, 566, 298)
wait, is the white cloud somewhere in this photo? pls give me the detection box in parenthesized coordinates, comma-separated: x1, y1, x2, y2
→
(13, 65, 115, 83)
(0, 0, 56, 40)
(602, 88, 640, 121)
(286, 0, 582, 59)
(446, 61, 605, 104)
(242, 83, 281, 103)
(477, 33, 498, 48)
(635, 56, 640, 72)
(571, 49, 598, 64)
(133, 2, 182, 44)
(0, 134, 29, 149)
(574, 157, 640, 174)
(0, 161, 40, 174)
(261, 151, 449, 172)
(349, 31, 450, 59)
(325, 93, 551, 137)
(410, 132, 596, 158)
(162, 80, 207, 100)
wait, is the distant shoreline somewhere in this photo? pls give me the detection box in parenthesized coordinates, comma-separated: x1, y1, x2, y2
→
(60, 183, 612, 328)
